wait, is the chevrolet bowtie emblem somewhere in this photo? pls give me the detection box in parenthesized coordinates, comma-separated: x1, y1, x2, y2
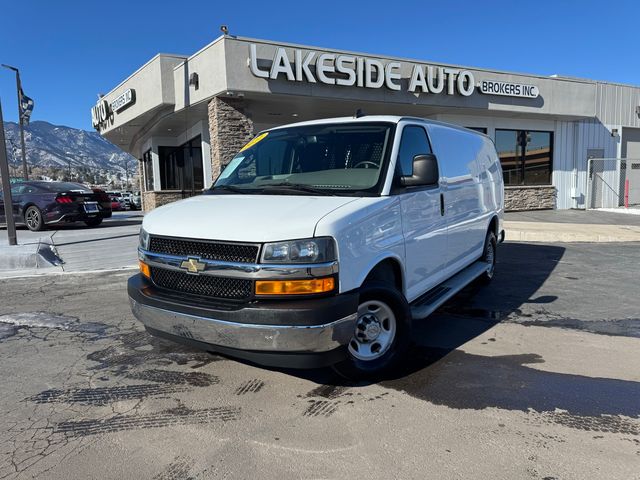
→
(180, 257, 206, 274)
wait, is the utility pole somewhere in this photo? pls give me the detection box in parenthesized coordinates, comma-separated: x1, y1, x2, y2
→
(0, 100, 18, 245)
(124, 159, 130, 190)
(65, 151, 73, 181)
(1, 64, 29, 180)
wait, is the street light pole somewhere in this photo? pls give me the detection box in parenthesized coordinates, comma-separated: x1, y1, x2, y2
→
(1, 64, 29, 180)
(0, 100, 18, 245)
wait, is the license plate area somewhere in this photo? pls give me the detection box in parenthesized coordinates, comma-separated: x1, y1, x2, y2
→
(84, 202, 99, 213)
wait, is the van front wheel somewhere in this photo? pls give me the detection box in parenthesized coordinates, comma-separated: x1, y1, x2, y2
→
(332, 282, 411, 380)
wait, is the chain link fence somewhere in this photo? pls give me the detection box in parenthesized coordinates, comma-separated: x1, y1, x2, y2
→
(586, 158, 640, 209)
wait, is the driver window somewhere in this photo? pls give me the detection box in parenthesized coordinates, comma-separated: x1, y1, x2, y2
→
(398, 126, 431, 176)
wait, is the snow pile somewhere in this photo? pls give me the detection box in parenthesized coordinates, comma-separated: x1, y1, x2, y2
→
(0, 312, 77, 330)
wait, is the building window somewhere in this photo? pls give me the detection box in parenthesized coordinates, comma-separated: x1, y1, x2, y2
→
(465, 127, 487, 134)
(495, 129, 553, 185)
(158, 136, 204, 192)
(141, 149, 154, 191)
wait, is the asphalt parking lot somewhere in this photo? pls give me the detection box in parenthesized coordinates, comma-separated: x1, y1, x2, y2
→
(1, 241, 639, 479)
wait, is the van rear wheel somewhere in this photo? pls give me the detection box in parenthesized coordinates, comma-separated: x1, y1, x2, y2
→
(332, 281, 411, 380)
(478, 230, 497, 284)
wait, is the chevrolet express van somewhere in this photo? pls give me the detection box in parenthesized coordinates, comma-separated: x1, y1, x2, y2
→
(128, 116, 504, 377)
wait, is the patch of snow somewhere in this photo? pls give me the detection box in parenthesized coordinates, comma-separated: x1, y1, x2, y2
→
(0, 312, 77, 330)
(0, 312, 110, 337)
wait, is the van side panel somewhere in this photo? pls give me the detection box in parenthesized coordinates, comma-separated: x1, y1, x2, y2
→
(477, 135, 505, 223)
(426, 125, 493, 275)
(314, 197, 405, 295)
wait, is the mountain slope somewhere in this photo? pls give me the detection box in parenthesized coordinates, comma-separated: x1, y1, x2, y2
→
(3, 120, 135, 174)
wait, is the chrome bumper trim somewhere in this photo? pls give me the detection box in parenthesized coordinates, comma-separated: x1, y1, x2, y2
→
(139, 249, 339, 280)
(130, 298, 356, 353)
(46, 211, 103, 224)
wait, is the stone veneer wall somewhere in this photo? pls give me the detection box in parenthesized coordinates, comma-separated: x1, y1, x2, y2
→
(208, 97, 254, 180)
(142, 191, 188, 211)
(504, 186, 556, 211)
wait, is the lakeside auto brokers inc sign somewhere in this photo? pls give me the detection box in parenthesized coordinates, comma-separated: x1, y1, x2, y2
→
(248, 44, 539, 99)
(91, 89, 136, 129)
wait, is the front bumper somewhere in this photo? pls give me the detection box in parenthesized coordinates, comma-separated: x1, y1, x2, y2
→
(128, 274, 358, 368)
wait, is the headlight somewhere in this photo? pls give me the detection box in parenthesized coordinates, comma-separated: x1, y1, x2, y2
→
(139, 228, 150, 250)
(261, 237, 336, 264)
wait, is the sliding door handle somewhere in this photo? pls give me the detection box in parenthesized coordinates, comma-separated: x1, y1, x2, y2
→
(440, 193, 445, 216)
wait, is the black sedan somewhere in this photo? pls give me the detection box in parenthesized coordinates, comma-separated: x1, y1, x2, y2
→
(0, 181, 112, 231)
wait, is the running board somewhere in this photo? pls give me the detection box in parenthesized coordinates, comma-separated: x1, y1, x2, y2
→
(410, 261, 489, 320)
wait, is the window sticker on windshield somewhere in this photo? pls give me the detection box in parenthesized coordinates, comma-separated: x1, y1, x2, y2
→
(240, 132, 268, 152)
(219, 156, 245, 179)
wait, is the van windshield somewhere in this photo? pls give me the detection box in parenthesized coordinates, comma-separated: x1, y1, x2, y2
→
(210, 122, 394, 196)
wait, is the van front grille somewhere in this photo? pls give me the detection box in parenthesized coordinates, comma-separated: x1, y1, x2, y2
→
(148, 236, 259, 263)
(150, 267, 253, 300)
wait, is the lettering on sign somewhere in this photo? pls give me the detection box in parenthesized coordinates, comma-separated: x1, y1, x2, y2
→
(91, 100, 110, 129)
(479, 80, 539, 98)
(247, 44, 539, 99)
(111, 89, 135, 112)
(91, 89, 137, 130)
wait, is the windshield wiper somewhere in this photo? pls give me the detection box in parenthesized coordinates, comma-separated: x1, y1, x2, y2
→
(259, 183, 336, 196)
(209, 185, 252, 194)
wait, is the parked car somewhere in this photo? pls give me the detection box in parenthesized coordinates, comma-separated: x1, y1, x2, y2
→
(107, 191, 128, 210)
(128, 116, 504, 378)
(0, 181, 111, 231)
(109, 194, 125, 211)
(120, 192, 133, 210)
(131, 191, 142, 210)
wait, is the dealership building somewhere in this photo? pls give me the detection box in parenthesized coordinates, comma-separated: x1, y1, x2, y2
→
(92, 35, 640, 211)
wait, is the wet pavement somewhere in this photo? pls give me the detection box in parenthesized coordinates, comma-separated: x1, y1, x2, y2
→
(0, 242, 639, 479)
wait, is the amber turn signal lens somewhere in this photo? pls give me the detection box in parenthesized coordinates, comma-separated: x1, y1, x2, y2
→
(139, 260, 151, 279)
(255, 277, 335, 295)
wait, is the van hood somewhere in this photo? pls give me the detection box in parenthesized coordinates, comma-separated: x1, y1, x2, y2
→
(142, 194, 360, 242)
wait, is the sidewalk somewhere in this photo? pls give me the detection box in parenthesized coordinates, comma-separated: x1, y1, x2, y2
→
(504, 209, 640, 243)
(0, 235, 63, 272)
(0, 212, 141, 277)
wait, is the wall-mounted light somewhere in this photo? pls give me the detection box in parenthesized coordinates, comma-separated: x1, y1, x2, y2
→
(189, 72, 199, 90)
(611, 128, 619, 137)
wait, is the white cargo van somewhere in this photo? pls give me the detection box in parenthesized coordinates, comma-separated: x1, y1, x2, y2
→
(129, 115, 504, 377)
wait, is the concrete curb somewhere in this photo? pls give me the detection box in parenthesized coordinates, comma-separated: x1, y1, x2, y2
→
(504, 221, 640, 243)
(0, 239, 64, 272)
(0, 265, 137, 279)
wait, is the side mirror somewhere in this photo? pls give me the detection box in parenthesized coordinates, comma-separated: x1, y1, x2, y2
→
(400, 153, 439, 187)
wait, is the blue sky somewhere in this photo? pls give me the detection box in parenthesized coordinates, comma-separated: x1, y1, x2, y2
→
(1, 0, 638, 131)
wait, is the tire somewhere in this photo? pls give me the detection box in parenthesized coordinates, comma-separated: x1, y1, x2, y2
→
(477, 230, 497, 285)
(332, 281, 412, 380)
(24, 206, 45, 232)
(84, 218, 103, 227)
